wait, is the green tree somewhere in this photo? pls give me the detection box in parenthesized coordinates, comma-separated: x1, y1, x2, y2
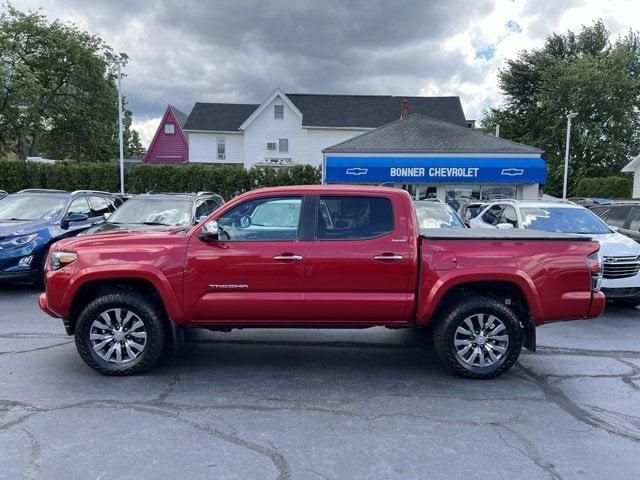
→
(0, 5, 144, 161)
(482, 21, 640, 196)
(122, 97, 145, 159)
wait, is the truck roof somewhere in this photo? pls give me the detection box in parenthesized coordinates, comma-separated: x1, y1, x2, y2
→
(246, 184, 408, 196)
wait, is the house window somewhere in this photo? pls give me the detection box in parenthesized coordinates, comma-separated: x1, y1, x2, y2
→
(274, 105, 284, 119)
(217, 137, 226, 159)
(267, 142, 277, 150)
(164, 124, 175, 134)
(279, 138, 288, 153)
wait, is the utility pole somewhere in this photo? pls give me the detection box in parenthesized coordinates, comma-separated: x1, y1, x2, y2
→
(562, 112, 578, 200)
(115, 53, 129, 195)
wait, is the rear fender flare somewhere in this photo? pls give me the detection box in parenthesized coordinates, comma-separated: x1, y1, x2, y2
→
(417, 268, 543, 327)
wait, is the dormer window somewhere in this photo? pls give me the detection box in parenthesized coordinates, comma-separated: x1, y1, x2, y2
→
(164, 124, 175, 134)
(274, 105, 284, 119)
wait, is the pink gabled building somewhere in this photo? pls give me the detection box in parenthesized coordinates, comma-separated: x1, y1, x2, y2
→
(143, 105, 189, 163)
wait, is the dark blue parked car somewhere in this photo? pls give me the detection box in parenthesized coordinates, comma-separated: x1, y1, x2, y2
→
(0, 189, 120, 284)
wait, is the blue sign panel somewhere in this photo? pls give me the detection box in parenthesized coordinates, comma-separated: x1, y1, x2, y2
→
(324, 156, 546, 184)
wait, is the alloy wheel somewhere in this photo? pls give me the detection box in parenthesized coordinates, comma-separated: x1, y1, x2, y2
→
(89, 308, 147, 364)
(454, 313, 509, 368)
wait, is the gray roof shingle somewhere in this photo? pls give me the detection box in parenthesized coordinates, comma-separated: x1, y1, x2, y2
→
(182, 94, 468, 131)
(287, 94, 467, 128)
(168, 105, 188, 128)
(183, 102, 260, 131)
(323, 114, 542, 154)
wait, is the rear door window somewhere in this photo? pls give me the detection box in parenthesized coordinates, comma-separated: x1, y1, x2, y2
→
(601, 206, 632, 228)
(628, 208, 640, 232)
(316, 196, 394, 240)
(89, 196, 110, 217)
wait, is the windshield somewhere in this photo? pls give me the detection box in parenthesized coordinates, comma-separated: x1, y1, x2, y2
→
(250, 201, 301, 227)
(0, 195, 66, 221)
(520, 206, 612, 234)
(414, 202, 465, 229)
(108, 198, 193, 226)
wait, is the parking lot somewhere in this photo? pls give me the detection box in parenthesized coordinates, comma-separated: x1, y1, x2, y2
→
(0, 286, 639, 480)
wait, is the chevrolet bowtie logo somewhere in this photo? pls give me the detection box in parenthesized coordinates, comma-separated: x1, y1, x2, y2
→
(501, 168, 524, 176)
(345, 168, 368, 176)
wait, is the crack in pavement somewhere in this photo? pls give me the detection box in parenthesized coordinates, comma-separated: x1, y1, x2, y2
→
(518, 363, 640, 445)
(0, 340, 73, 357)
(493, 423, 563, 480)
(21, 428, 41, 480)
(535, 346, 640, 359)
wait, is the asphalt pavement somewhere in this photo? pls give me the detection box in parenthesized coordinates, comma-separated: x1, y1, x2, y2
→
(1, 285, 639, 479)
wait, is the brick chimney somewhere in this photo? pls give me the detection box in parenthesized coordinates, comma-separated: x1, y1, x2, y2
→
(400, 98, 409, 119)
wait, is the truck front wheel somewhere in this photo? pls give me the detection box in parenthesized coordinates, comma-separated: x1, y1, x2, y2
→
(433, 296, 523, 379)
(74, 291, 166, 375)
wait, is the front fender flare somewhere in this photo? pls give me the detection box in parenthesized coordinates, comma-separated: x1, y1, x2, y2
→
(62, 264, 183, 321)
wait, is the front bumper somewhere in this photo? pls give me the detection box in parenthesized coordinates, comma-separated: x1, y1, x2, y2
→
(0, 268, 39, 282)
(587, 291, 606, 318)
(601, 287, 640, 301)
(39, 292, 73, 334)
(38, 293, 59, 317)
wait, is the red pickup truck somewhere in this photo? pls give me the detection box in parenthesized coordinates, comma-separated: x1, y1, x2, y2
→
(39, 185, 605, 379)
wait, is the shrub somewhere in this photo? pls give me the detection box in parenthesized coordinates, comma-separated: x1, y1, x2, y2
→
(575, 176, 632, 199)
(0, 160, 321, 197)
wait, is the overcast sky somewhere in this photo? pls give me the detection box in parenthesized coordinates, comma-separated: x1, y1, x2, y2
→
(10, 0, 640, 146)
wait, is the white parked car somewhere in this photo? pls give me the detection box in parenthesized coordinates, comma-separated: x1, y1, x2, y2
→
(470, 200, 640, 307)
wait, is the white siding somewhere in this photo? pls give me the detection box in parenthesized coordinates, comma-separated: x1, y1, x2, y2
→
(634, 167, 640, 198)
(188, 132, 243, 164)
(306, 128, 370, 167)
(243, 97, 306, 168)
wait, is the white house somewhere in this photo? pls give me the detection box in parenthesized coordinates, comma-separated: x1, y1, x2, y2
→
(181, 88, 470, 168)
(622, 154, 640, 198)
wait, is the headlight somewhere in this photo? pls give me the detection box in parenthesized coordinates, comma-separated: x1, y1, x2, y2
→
(0, 233, 38, 247)
(50, 251, 78, 270)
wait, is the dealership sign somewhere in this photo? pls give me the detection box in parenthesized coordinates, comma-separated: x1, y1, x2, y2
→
(324, 156, 546, 184)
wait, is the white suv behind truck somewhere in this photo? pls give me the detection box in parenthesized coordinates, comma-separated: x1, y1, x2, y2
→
(470, 200, 640, 307)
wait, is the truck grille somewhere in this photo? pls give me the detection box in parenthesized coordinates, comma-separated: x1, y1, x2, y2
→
(602, 256, 640, 279)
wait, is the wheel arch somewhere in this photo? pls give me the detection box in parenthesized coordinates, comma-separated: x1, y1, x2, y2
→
(66, 278, 173, 337)
(423, 280, 537, 352)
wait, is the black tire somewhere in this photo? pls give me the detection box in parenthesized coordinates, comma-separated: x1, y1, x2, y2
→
(75, 291, 166, 375)
(433, 296, 523, 379)
(34, 245, 51, 290)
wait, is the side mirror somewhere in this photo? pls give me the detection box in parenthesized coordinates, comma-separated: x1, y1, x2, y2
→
(103, 212, 112, 220)
(68, 212, 89, 223)
(61, 212, 88, 229)
(199, 220, 219, 242)
(496, 223, 515, 229)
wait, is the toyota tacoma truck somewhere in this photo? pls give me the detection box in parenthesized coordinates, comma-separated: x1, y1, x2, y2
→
(39, 185, 605, 379)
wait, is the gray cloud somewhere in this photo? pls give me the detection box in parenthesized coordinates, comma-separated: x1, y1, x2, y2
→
(15, 0, 493, 116)
(13, 0, 626, 144)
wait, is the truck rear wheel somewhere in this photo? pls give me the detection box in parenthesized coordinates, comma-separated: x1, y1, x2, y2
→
(74, 292, 166, 375)
(433, 296, 523, 379)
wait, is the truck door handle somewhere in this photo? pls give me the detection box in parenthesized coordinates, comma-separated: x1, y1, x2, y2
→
(273, 254, 303, 261)
(373, 254, 403, 261)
